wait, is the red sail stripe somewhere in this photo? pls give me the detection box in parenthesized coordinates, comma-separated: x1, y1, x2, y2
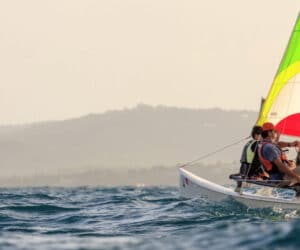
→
(276, 113, 300, 137)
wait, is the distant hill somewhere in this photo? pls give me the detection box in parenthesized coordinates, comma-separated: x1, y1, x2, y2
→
(0, 104, 258, 183)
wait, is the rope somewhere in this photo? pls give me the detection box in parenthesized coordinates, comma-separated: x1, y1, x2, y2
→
(180, 136, 250, 168)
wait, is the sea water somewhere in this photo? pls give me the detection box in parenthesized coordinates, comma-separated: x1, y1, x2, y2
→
(0, 186, 300, 250)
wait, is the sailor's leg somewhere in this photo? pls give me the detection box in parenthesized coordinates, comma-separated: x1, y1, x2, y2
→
(234, 181, 243, 193)
(283, 166, 300, 186)
(239, 163, 249, 177)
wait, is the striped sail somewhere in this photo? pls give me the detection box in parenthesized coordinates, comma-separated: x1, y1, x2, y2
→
(257, 14, 300, 137)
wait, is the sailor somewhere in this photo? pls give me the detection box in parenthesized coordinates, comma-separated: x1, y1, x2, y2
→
(258, 122, 300, 184)
(239, 125, 263, 178)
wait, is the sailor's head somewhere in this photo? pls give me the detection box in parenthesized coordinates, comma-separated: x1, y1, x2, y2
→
(251, 125, 262, 140)
(261, 122, 277, 140)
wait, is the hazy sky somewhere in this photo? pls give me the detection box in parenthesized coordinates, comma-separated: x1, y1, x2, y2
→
(0, 0, 300, 125)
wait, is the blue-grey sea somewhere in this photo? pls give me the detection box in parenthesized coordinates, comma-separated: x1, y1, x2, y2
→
(0, 186, 300, 250)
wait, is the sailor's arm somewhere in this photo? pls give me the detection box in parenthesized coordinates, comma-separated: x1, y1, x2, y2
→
(273, 158, 300, 182)
(277, 140, 300, 148)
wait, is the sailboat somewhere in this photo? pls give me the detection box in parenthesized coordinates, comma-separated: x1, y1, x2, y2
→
(179, 14, 300, 209)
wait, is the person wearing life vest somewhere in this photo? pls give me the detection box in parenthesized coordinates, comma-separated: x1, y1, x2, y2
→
(239, 125, 263, 178)
(258, 122, 300, 184)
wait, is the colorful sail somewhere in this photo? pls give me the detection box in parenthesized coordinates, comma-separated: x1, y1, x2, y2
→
(257, 14, 300, 137)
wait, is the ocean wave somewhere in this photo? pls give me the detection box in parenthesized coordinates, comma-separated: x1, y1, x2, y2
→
(0, 187, 299, 249)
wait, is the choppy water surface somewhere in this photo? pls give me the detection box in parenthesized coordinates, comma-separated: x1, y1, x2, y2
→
(0, 187, 300, 250)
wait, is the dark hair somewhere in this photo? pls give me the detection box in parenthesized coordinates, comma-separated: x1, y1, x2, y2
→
(261, 130, 269, 139)
(251, 126, 262, 139)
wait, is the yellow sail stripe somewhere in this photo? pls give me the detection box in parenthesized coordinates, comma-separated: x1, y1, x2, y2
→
(257, 61, 300, 125)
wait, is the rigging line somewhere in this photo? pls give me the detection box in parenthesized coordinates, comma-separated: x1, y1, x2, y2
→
(180, 136, 250, 168)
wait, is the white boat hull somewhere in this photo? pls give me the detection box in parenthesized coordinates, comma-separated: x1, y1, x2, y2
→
(179, 167, 300, 209)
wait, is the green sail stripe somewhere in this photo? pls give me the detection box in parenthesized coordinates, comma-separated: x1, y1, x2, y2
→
(277, 14, 300, 74)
